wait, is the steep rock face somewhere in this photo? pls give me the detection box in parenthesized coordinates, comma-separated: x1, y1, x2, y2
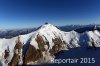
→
(35, 34, 47, 51)
(49, 37, 66, 55)
(8, 37, 23, 66)
(24, 45, 43, 65)
(0, 24, 80, 66)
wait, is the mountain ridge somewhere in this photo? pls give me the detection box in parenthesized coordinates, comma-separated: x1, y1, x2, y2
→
(0, 23, 100, 66)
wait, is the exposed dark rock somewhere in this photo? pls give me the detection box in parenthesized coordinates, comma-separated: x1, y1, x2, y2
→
(49, 37, 65, 56)
(36, 34, 46, 51)
(8, 37, 23, 66)
(4, 47, 10, 64)
(4, 49, 9, 59)
(8, 53, 19, 66)
(24, 44, 43, 64)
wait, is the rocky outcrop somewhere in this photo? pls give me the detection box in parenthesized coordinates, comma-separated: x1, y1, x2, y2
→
(49, 38, 66, 55)
(36, 34, 46, 51)
(24, 44, 43, 64)
(4, 47, 10, 64)
(8, 37, 23, 66)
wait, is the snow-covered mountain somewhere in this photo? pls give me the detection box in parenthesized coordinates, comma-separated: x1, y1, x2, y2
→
(0, 24, 80, 66)
(0, 23, 100, 66)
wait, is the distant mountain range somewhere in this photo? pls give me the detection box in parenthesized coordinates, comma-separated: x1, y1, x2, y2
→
(58, 24, 100, 32)
(0, 24, 100, 38)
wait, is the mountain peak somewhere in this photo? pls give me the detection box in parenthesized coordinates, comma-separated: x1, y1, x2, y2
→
(44, 22, 49, 25)
(38, 23, 59, 32)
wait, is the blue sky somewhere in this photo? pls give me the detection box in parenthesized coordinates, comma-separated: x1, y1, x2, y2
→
(0, 0, 100, 29)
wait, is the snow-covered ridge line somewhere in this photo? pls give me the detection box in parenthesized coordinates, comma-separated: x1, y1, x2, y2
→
(1, 23, 100, 66)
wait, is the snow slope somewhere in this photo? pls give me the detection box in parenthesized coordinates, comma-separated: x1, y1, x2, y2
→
(86, 30, 100, 47)
(19, 24, 80, 50)
(0, 23, 95, 66)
